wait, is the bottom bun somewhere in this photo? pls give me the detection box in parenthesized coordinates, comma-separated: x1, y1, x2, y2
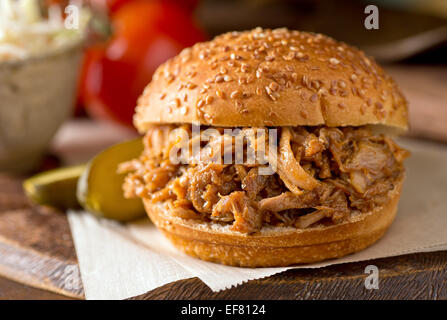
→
(144, 175, 404, 267)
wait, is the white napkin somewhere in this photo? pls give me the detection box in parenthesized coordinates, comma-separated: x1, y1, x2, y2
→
(68, 138, 447, 300)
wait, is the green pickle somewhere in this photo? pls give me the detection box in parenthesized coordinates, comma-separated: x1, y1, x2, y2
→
(77, 138, 145, 222)
(23, 165, 85, 210)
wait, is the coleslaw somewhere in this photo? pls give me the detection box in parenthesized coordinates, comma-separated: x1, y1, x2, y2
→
(0, 0, 90, 61)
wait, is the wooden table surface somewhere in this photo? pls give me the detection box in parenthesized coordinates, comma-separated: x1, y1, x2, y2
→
(1, 64, 447, 299)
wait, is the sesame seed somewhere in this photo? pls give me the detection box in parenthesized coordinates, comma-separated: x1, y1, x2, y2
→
(159, 93, 166, 100)
(291, 73, 299, 82)
(269, 82, 279, 91)
(283, 52, 295, 61)
(206, 96, 214, 104)
(216, 90, 225, 98)
(230, 90, 240, 99)
(238, 77, 246, 85)
(186, 71, 196, 78)
(256, 87, 263, 95)
(165, 74, 175, 83)
(329, 58, 340, 65)
(224, 75, 232, 82)
(311, 80, 321, 90)
(230, 53, 241, 60)
(170, 98, 180, 108)
(215, 75, 224, 83)
(338, 80, 346, 88)
(318, 88, 328, 96)
(301, 75, 309, 87)
(268, 92, 279, 101)
(296, 54, 309, 61)
(197, 99, 204, 108)
(180, 107, 188, 115)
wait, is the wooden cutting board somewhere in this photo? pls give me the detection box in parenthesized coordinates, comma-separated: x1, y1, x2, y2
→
(1, 173, 447, 300)
(0, 175, 83, 298)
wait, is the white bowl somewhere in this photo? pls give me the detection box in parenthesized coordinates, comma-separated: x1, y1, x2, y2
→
(0, 41, 83, 173)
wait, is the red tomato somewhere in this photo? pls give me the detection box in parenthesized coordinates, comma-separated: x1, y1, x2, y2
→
(80, 0, 206, 127)
(164, 0, 200, 13)
(86, 0, 133, 13)
(87, 0, 200, 14)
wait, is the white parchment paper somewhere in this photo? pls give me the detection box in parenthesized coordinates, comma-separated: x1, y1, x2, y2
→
(68, 139, 447, 300)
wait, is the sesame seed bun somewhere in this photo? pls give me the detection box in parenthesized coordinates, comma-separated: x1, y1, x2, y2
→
(134, 27, 408, 132)
(144, 173, 404, 267)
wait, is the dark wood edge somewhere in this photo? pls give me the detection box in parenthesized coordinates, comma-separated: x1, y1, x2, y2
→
(131, 251, 447, 300)
(0, 236, 84, 299)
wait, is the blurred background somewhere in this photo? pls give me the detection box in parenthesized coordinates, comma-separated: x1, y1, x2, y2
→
(1, 0, 447, 172)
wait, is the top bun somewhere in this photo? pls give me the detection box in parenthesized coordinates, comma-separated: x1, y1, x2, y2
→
(134, 28, 408, 132)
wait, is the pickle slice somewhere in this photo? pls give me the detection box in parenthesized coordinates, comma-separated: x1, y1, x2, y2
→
(76, 138, 145, 222)
(23, 165, 85, 210)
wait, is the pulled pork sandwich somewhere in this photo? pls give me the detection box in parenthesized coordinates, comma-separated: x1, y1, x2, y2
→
(120, 28, 410, 267)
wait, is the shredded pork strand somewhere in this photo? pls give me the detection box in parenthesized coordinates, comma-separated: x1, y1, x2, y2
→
(120, 125, 409, 234)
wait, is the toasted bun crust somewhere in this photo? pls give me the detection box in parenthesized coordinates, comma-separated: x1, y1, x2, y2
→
(144, 174, 404, 267)
(135, 28, 408, 133)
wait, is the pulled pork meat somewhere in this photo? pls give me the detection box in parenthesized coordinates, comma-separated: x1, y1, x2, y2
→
(120, 125, 409, 234)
